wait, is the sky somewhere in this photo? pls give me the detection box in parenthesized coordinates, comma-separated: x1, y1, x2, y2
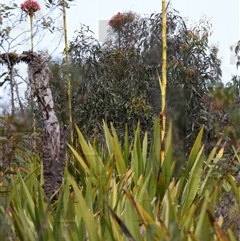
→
(0, 0, 239, 107)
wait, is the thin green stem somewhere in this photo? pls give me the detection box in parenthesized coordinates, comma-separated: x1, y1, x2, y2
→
(10, 66, 14, 115)
(160, 0, 167, 164)
(30, 14, 36, 149)
(30, 15, 33, 51)
(62, 0, 73, 143)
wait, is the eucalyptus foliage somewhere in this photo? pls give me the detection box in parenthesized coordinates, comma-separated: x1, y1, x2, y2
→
(49, 9, 222, 154)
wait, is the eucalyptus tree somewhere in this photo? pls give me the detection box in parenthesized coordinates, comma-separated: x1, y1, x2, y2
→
(51, 8, 222, 154)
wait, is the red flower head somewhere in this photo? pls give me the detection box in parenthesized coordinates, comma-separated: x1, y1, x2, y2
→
(108, 11, 134, 31)
(21, 0, 40, 17)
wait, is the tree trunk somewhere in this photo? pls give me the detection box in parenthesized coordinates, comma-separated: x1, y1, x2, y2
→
(27, 51, 67, 199)
(0, 51, 67, 200)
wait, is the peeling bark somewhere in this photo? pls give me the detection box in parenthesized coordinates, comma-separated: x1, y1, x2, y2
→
(42, 124, 67, 200)
(0, 51, 67, 199)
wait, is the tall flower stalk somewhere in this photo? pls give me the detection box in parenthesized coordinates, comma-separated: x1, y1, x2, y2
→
(10, 65, 15, 115)
(108, 11, 134, 49)
(21, 0, 40, 51)
(21, 0, 40, 148)
(29, 14, 34, 50)
(159, 0, 167, 164)
(62, 0, 73, 143)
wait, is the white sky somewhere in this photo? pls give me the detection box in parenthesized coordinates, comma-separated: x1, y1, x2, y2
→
(0, 0, 239, 105)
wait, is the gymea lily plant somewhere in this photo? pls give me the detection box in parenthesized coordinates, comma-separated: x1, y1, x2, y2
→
(20, 0, 40, 148)
(61, 0, 73, 142)
(20, 0, 40, 51)
(160, 0, 167, 164)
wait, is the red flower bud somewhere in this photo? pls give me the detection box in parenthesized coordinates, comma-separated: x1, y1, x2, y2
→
(20, 0, 40, 16)
(108, 11, 134, 31)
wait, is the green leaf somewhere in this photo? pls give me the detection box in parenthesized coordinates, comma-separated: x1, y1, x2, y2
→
(161, 122, 173, 192)
(142, 132, 148, 165)
(179, 199, 201, 236)
(123, 124, 130, 166)
(195, 192, 209, 238)
(146, 118, 161, 198)
(18, 171, 35, 222)
(75, 124, 104, 175)
(112, 135, 127, 175)
(69, 177, 100, 241)
(186, 127, 204, 175)
(181, 145, 204, 214)
(227, 173, 240, 208)
(103, 121, 114, 155)
(124, 191, 168, 239)
(54, 169, 70, 240)
(131, 122, 144, 183)
(67, 143, 90, 175)
(176, 127, 204, 204)
(200, 144, 224, 195)
(207, 209, 230, 241)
